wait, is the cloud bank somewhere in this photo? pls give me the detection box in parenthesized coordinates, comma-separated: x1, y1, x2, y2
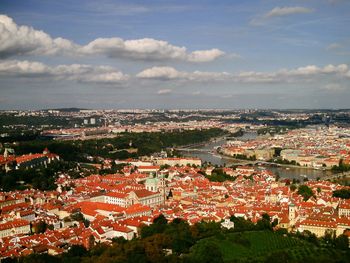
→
(137, 64, 350, 83)
(0, 60, 128, 84)
(1, 60, 348, 86)
(0, 15, 225, 62)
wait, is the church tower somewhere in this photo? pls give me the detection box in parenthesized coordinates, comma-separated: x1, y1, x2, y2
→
(288, 203, 296, 225)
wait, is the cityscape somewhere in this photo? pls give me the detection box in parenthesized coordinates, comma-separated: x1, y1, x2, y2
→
(1, 1, 350, 263)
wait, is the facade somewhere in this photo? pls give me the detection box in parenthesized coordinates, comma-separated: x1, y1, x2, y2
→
(0, 148, 59, 172)
(338, 200, 350, 217)
(0, 219, 31, 238)
(297, 220, 337, 237)
(104, 192, 128, 207)
(128, 190, 164, 207)
(104, 189, 164, 208)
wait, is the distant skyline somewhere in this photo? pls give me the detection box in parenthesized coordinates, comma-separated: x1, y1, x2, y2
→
(0, 0, 350, 109)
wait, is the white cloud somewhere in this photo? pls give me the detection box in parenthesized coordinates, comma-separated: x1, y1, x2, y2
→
(137, 66, 185, 80)
(2, 59, 349, 88)
(137, 64, 350, 83)
(137, 66, 232, 81)
(0, 60, 128, 84)
(81, 37, 190, 61)
(0, 15, 225, 62)
(187, 49, 225, 62)
(286, 64, 348, 76)
(265, 7, 313, 18)
(251, 6, 313, 25)
(157, 89, 172, 95)
(0, 15, 77, 57)
(80, 37, 225, 62)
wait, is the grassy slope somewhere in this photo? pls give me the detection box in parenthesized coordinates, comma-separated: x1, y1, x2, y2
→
(193, 231, 345, 262)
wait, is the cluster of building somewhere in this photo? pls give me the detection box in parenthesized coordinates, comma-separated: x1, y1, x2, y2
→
(40, 119, 233, 141)
(221, 126, 350, 168)
(0, 148, 59, 172)
(0, 153, 349, 259)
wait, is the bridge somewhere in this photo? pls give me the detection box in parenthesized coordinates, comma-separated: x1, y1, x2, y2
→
(175, 143, 350, 181)
(175, 148, 211, 153)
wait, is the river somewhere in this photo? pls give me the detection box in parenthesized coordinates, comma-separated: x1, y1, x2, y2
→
(179, 132, 335, 180)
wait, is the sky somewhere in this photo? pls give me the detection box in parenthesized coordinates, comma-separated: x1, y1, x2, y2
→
(0, 0, 350, 109)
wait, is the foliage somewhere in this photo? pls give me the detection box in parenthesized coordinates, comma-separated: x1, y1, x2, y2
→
(297, 185, 315, 201)
(334, 234, 350, 250)
(12, 128, 225, 162)
(183, 240, 224, 263)
(290, 184, 297, 192)
(332, 188, 350, 199)
(1, 129, 224, 191)
(33, 221, 47, 234)
(16, 216, 350, 263)
(204, 168, 236, 182)
(0, 160, 76, 191)
(70, 212, 84, 222)
(256, 213, 273, 230)
(229, 216, 255, 232)
(332, 159, 350, 172)
(268, 158, 299, 166)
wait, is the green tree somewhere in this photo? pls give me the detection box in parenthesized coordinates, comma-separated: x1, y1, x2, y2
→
(334, 234, 349, 250)
(297, 185, 315, 201)
(332, 188, 350, 199)
(256, 213, 272, 230)
(185, 240, 223, 263)
(71, 212, 84, 221)
(140, 214, 168, 238)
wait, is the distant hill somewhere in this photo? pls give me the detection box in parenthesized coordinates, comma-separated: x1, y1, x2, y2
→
(43, 108, 88, 112)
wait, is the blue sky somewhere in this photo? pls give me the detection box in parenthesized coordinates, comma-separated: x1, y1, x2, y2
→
(0, 0, 350, 109)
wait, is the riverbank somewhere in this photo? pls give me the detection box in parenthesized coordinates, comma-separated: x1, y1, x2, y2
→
(178, 132, 336, 180)
(216, 151, 331, 170)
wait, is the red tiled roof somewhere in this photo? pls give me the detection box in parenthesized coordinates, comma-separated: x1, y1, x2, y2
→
(0, 219, 30, 231)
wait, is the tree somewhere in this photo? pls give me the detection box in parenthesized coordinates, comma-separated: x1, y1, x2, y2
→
(185, 240, 223, 263)
(290, 184, 297, 192)
(88, 234, 95, 250)
(297, 185, 314, 201)
(71, 211, 84, 221)
(153, 214, 168, 225)
(271, 218, 278, 228)
(140, 214, 168, 238)
(332, 159, 350, 172)
(64, 245, 88, 258)
(256, 213, 272, 230)
(34, 221, 47, 234)
(143, 233, 170, 263)
(332, 188, 350, 199)
(334, 234, 349, 250)
(229, 216, 255, 232)
(166, 218, 194, 254)
(83, 218, 90, 227)
(190, 221, 221, 239)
